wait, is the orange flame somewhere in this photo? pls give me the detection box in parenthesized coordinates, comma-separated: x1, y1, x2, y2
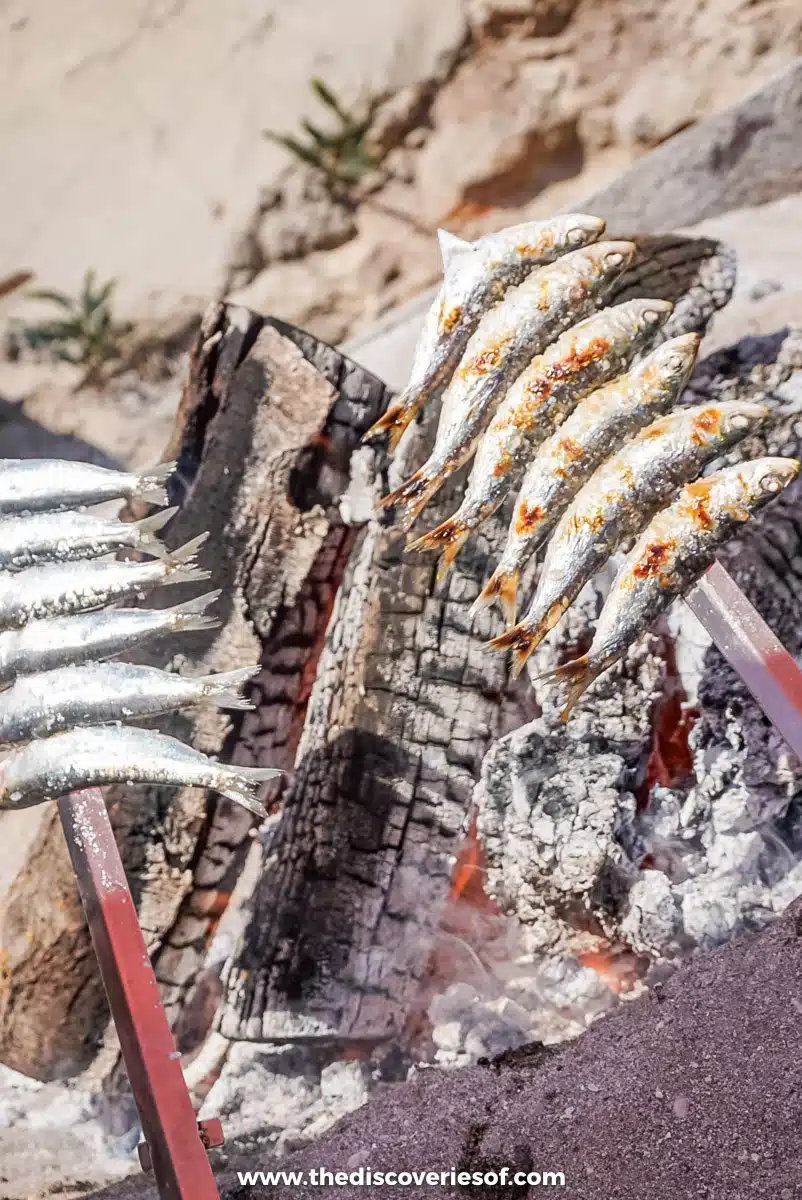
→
(575, 941, 641, 995)
(449, 815, 499, 913)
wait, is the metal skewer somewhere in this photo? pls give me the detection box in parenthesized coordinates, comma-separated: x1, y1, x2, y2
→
(685, 560, 802, 761)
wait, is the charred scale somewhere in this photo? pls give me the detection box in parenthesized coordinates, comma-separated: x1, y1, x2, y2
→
(631, 539, 674, 580)
(515, 502, 546, 536)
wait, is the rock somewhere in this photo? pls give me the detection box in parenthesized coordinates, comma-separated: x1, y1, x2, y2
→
(364, 83, 433, 160)
(465, 0, 580, 39)
(415, 44, 583, 219)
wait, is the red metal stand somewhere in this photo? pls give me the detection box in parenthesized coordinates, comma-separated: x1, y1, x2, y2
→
(58, 788, 222, 1200)
(686, 561, 802, 761)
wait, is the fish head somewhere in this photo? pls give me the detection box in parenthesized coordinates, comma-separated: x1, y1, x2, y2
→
(555, 213, 606, 250)
(714, 401, 770, 446)
(629, 297, 674, 335)
(738, 456, 801, 506)
(649, 333, 701, 387)
(578, 239, 638, 281)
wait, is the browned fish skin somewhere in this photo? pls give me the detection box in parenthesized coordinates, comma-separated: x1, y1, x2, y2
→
(377, 240, 637, 530)
(545, 457, 800, 720)
(362, 215, 606, 452)
(408, 298, 674, 580)
(488, 401, 770, 678)
(475, 333, 700, 624)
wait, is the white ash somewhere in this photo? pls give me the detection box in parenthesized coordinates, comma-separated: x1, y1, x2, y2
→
(338, 445, 380, 526)
(0, 1064, 137, 1199)
(198, 1043, 374, 1158)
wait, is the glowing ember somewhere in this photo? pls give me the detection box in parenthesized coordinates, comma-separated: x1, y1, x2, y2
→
(574, 941, 642, 995)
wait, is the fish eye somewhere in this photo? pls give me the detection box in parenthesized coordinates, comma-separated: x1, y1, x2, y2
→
(728, 413, 753, 431)
(567, 227, 587, 245)
(759, 472, 783, 494)
(642, 308, 663, 324)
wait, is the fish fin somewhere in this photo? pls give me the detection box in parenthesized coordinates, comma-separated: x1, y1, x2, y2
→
(201, 665, 260, 709)
(407, 517, 472, 579)
(163, 532, 212, 585)
(362, 395, 421, 452)
(133, 461, 177, 506)
(134, 506, 178, 557)
(536, 655, 603, 722)
(487, 608, 562, 679)
(472, 567, 519, 626)
(437, 228, 473, 274)
(217, 766, 284, 818)
(167, 589, 222, 633)
(376, 467, 442, 530)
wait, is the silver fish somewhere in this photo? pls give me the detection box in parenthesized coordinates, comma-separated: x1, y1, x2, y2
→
(0, 725, 281, 817)
(408, 298, 674, 578)
(0, 506, 179, 571)
(363, 215, 606, 452)
(0, 533, 210, 629)
(489, 401, 769, 677)
(0, 459, 176, 515)
(378, 240, 637, 530)
(476, 333, 701, 623)
(0, 662, 260, 743)
(543, 458, 801, 720)
(0, 591, 222, 684)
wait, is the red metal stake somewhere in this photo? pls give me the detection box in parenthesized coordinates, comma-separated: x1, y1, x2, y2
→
(58, 788, 221, 1200)
(686, 560, 802, 762)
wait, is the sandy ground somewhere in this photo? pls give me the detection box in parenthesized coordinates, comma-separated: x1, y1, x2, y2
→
(1, 0, 465, 320)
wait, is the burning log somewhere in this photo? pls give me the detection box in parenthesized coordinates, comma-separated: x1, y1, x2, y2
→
(0, 233, 735, 1083)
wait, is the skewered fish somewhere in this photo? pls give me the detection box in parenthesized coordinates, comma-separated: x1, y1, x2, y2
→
(0, 459, 175, 514)
(475, 333, 701, 623)
(378, 240, 637, 530)
(543, 458, 801, 720)
(0, 534, 209, 628)
(0, 725, 280, 816)
(0, 591, 221, 684)
(0, 506, 177, 570)
(408, 298, 674, 578)
(489, 402, 769, 677)
(0, 662, 260, 743)
(363, 215, 606, 451)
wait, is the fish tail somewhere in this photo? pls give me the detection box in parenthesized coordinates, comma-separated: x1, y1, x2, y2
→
(216, 765, 283, 818)
(472, 566, 520, 626)
(200, 665, 260, 710)
(407, 517, 472, 579)
(133, 461, 177, 506)
(134, 506, 179, 557)
(487, 607, 562, 678)
(537, 655, 603, 722)
(376, 467, 443, 531)
(167, 589, 222, 633)
(362, 392, 422, 452)
(163, 532, 212, 585)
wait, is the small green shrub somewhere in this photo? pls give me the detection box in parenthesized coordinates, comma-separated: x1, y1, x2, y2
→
(265, 77, 377, 189)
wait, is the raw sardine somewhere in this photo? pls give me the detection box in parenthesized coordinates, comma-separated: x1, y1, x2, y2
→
(489, 401, 769, 677)
(0, 725, 281, 817)
(0, 459, 175, 514)
(544, 458, 800, 719)
(476, 333, 701, 623)
(0, 534, 210, 628)
(378, 240, 637, 530)
(363, 215, 606, 451)
(0, 662, 260, 743)
(0, 591, 221, 684)
(0, 507, 178, 570)
(408, 298, 674, 578)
